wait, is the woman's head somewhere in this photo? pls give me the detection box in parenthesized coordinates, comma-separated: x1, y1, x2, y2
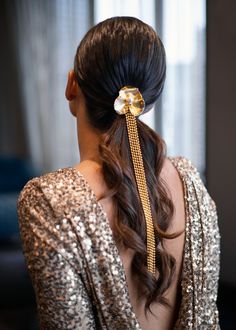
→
(73, 16, 166, 131)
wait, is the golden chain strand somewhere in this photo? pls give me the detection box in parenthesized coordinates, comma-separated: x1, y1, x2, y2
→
(125, 111, 156, 276)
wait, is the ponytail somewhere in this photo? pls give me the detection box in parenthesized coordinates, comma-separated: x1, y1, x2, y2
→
(98, 117, 178, 313)
(74, 16, 179, 314)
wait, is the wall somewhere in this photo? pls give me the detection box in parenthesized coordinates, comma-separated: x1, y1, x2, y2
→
(206, 0, 236, 285)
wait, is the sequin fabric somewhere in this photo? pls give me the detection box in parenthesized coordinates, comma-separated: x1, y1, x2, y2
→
(17, 156, 220, 329)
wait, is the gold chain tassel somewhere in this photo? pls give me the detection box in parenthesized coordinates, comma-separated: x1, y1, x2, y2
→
(125, 112, 156, 276)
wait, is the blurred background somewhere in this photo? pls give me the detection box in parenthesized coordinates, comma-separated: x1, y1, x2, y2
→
(0, 0, 235, 329)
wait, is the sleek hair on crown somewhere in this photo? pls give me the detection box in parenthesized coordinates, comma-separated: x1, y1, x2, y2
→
(74, 16, 166, 130)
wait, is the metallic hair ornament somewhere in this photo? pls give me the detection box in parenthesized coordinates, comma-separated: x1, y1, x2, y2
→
(114, 86, 156, 277)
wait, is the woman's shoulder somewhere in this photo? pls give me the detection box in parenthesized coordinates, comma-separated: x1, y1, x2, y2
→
(165, 155, 217, 210)
(17, 167, 89, 213)
(18, 167, 70, 197)
(166, 156, 210, 193)
(162, 155, 201, 197)
(167, 156, 199, 179)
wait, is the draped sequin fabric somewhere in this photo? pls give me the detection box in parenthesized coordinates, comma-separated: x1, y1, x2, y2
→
(17, 156, 220, 329)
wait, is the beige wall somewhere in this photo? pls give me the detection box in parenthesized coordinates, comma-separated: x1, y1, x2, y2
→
(206, 0, 236, 285)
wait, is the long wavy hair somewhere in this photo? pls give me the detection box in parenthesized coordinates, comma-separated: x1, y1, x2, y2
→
(74, 17, 179, 315)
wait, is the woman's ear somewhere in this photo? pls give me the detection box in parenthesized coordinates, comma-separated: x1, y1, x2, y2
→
(65, 70, 78, 101)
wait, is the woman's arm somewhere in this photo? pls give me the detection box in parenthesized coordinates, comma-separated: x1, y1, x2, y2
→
(18, 179, 96, 330)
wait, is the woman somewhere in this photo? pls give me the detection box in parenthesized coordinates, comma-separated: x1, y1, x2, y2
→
(18, 17, 220, 329)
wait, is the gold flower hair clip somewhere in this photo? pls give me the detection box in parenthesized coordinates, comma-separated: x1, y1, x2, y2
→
(114, 86, 145, 116)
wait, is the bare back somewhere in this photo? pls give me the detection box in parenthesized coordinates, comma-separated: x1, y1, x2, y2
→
(75, 157, 186, 330)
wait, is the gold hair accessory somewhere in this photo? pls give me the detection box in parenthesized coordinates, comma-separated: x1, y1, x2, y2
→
(114, 86, 156, 277)
(114, 86, 145, 116)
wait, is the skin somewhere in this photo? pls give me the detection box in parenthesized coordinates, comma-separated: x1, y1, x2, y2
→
(65, 70, 101, 163)
(65, 70, 186, 330)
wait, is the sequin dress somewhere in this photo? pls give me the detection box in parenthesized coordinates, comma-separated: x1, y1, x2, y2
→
(17, 157, 220, 329)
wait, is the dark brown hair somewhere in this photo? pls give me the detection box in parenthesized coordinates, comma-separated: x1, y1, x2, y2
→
(74, 16, 178, 315)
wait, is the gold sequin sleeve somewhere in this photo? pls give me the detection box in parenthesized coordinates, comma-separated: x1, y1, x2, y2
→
(169, 156, 221, 329)
(17, 178, 97, 329)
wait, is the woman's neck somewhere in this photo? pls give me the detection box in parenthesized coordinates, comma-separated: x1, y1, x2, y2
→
(77, 113, 101, 163)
